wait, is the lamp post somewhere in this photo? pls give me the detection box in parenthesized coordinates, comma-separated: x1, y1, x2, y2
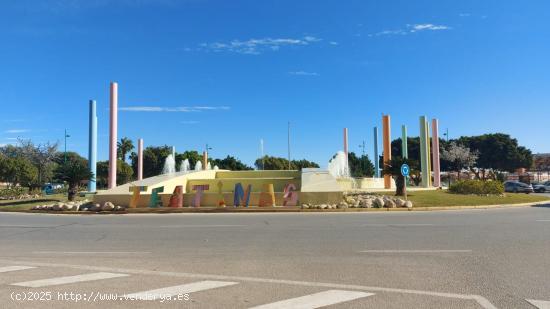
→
(64, 129, 70, 163)
(359, 140, 366, 176)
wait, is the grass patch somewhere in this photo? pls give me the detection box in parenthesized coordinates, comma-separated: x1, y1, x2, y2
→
(406, 190, 550, 207)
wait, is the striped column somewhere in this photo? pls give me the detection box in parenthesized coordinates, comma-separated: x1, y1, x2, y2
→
(108, 82, 118, 189)
(88, 100, 97, 192)
(432, 119, 441, 187)
(382, 115, 391, 189)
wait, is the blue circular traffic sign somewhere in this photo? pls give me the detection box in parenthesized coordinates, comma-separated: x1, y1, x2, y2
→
(401, 164, 410, 177)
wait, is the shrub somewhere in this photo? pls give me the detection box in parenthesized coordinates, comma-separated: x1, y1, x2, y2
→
(0, 187, 28, 199)
(449, 180, 504, 195)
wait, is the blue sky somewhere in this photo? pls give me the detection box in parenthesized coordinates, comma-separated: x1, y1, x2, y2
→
(1, 0, 549, 167)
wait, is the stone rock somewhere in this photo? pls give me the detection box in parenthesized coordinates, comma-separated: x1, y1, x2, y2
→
(52, 203, 63, 211)
(90, 203, 102, 212)
(301, 204, 309, 209)
(338, 202, 348, 209)
(65, 204, 75, 211)
(114, 206, 125, 211)
(320, 204, 327, 209)
(101, 202, 115, 211)
(385, 199, 396, 208)
(405, 201, 413, 208)
(395, 198, 406, 207)
(361, 199, 373, 208)
(373, 197, 385, 208)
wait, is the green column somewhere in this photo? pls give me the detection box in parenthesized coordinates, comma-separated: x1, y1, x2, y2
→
(419, 116, 429, 188)
(401, 125, 408, 159)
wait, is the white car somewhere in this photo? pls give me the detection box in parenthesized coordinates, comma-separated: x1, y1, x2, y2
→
(533, 181, 550, 193)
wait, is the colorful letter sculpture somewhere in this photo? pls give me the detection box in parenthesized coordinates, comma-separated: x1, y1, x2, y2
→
(192, 184, 209, 208)
(129, 186, 147, 208)
(233, 183, 251, 207)
(169, 186, 183, 208)
(149, 186, 164, 208)
(259, 183, 275, 207)
(283, 183, 299, 206)
(217, 181, 226, 207)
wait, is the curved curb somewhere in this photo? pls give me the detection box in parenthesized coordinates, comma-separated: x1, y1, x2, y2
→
(1, 200, 549, 215)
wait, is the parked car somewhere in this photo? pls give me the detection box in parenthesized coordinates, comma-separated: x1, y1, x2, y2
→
(504, 181, 534, 194)
(533, 181, 550, 193)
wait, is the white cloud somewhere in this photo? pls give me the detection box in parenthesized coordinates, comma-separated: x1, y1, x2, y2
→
(329, 41, 339, 45)
(289, 71, 319, 76)
(370, 23, 451, 37)
(119, 106, 230, 112)
(4, 129, 29, 133)
(193, 36, 323, 55)
(409, 24, 451, 32)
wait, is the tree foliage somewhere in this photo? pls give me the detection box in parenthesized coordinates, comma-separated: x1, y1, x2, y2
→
(54, 153, 92, 201)
(117, 137, 134, 162)
(254, 156, 319, 170)
(348, 152, 375, 177)
(211, 156, 252, 170)
(96, 160, 134, 188)
(440, 142, 478, 179)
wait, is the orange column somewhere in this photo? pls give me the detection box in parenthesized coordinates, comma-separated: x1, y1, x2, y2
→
(382, 115, 392, 189)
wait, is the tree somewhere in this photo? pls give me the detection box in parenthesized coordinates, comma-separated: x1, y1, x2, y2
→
(96, 160, 134, 188)
(130, 146, 172, 178)
(0, 156, 38, 188)
(117, 137, 134, 162)
(458, 133, 533, 177)
(348, 152, 374, 177)
(440, 142, 478, 180)
(382, 156, 413, 196)
(54, 156, 92, 201)
(175, 151, 203, 170)
(210, 156, 253, 170)
(254, 156, 320, 170)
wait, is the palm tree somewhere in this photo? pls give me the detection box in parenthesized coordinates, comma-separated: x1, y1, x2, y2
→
(383, 157, 415, 196)
(55, 159, 93, 201)
(117, 137, 134, 162)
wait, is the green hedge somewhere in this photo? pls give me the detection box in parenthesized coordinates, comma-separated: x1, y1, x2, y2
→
(449, 180, 504, 195)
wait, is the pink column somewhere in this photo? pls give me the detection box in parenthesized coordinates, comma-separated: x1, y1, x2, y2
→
(431, 119, 441, 187)
(108, 82, 118, 189)
(137, 138, 143, 180)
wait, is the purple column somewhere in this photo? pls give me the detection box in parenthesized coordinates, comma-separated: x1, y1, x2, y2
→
(138, 138, 143, 181)
(432, 119, 441, 187)
(108, 82, 118, 189)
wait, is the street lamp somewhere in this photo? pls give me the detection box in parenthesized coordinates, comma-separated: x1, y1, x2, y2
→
(64, 129, 70, 163)
(359, 140, 366, 176)
(443, 128, 449, 142)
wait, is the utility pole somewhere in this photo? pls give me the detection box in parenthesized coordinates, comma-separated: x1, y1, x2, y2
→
(287, 122, 291, 170)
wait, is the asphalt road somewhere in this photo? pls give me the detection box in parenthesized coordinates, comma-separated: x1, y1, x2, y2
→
(1, 204, 550, 308)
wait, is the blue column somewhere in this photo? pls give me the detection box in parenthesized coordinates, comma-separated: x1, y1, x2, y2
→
(88, 100, 97, 192)
(373, 127, 380, 178)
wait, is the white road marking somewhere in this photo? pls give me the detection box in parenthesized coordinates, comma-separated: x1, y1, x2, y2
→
(250, 290, 374, 309)
(0, 259, 496, 309)
(360, 249, 472, 253)
(32, 251, 151, 255)
(158, 225, 246, 228)
(362, 224, 435, 226)
(11, 272, 129, 287)
(535, 220, 550, 222)
(527, 299, 550, 309)
(0, 266, 35, 273)
(124, 281, 238, 300)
